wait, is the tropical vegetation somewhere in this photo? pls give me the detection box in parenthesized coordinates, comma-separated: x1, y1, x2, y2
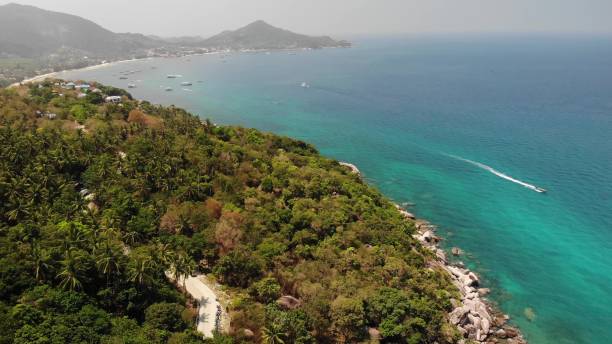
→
(0, 81, 459, 343)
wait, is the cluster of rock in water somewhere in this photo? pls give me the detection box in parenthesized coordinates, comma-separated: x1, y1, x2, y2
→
(410, 215, 527, 344)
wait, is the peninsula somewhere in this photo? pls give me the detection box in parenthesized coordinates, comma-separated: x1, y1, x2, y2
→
(0, 80, 522, 343)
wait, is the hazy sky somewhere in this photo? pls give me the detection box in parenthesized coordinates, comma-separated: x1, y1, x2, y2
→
(2, 0, 612, 37)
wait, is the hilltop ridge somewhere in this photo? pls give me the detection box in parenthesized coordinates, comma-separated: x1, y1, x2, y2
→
(200, 20, 351, 50)
(0, 3, 158, 58)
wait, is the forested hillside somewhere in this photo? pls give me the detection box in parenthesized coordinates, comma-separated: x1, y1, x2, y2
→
(0, 82, 458, 343)
(0, 3, 160, 58)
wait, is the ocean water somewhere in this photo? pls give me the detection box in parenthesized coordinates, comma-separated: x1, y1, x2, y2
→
(59, 34, 612, 343)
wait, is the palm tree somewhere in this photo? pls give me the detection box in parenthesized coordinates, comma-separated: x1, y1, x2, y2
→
(57, 250, 84, 291)
(60, 221, 89, 250)
(128, 255, 153, 286)
(153, 241, 173, 268)
(15, 224, 39, 251)
(121, 230, 141, 246)
(5, 177, 32, 222)
(32, 244, 50, 283)
(176, 213, 192, 235)
(261, 324, 286, 344)
(95, 240, 124, 286)
(170, 253, 196, 293)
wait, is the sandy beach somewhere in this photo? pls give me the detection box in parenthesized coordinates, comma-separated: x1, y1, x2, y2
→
(8, 58, 147, 88)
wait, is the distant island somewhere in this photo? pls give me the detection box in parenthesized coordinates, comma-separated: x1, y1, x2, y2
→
(0, 3, 351, 87)
(201, 20, 351, 51)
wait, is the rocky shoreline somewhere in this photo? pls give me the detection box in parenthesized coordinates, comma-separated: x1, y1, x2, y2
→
(341, 161, 526, 343)
(339, 161, 361, 175)
(408, 216, 526, 344)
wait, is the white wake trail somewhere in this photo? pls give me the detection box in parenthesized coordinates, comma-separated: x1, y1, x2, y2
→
(447, 154, 547, 193)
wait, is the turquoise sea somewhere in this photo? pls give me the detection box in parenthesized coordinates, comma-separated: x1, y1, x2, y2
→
(59, 35, 612, 344)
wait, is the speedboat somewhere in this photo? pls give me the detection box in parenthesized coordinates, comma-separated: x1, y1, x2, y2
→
(181, 81, 193, 86)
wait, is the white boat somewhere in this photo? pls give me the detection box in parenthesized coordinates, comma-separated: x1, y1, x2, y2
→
(301, 82, 310, 88)
(167, 74, 182, 79)
(181, 81, 193, 86)
(127, 84, 136, 88)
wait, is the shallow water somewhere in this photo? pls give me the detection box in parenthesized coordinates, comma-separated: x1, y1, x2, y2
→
(60, 34, 612, 343)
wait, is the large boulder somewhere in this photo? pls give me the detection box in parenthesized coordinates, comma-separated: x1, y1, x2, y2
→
(277, 295, 301, 309)
(450, 298, 461, 308)
(436, 249, 447, 263)
(475, 302, 493, 323)
(468, 313, 481, 329)
(395, 205, 416, 220)
(481, 318, 491, 336)
(466, 271, 480, 287)
(447, 265, 465, 278)
(450, 305, 470, 325)
(368, 327, 381, 341)
(421, 230, 434, 243)
(495, 328, 507, 338)
(478, 288, 491, 297)
(504, 327, 519, 338)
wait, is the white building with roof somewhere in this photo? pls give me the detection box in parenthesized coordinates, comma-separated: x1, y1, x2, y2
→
(105, 96, 122, 103)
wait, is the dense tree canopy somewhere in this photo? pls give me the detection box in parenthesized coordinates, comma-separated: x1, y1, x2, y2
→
(0, 81, 459, 343)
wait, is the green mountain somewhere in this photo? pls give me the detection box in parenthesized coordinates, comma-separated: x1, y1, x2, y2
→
(0, 3, 160, 58)
(0, 4, 350, 86)
(0, 4, 349, 59)
(201, 20, 351, 50)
